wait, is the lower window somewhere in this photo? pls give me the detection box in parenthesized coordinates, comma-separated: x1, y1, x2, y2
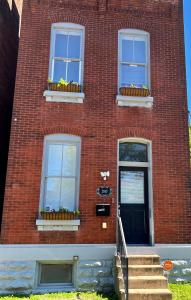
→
(38, 263, 73, 289)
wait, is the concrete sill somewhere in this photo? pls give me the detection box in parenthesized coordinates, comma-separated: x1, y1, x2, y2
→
(36, 219, 80, 231)
(43, 90, 85, 103)
(116, 95, 154, 108)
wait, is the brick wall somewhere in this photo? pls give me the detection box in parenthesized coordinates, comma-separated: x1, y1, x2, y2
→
(1, 0, 190, 244)
(0, 0, 22, 227)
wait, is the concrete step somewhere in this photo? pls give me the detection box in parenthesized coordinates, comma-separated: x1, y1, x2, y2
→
(128, 265, 163, 276)
(128, 255, 160, 265)
(128, 289, 172, 300)
(128, 276, 168, 289)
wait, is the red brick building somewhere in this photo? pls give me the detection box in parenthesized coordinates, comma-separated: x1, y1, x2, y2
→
(0, 0, 22, 225)
(0, 0, 190, 295)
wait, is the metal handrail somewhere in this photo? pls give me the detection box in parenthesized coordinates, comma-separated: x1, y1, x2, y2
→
(117, 216, 128, 300)
(118, 216, 128, 258)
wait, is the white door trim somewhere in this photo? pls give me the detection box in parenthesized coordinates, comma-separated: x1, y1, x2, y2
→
(117, 137, 154, 245)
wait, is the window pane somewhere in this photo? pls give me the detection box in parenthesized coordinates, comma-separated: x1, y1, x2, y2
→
(122, 39, 133, 62)
(55, 34, 68, 58)
(67, 61, 80, 83)
(68, 35, 81, 59)
(120, 171, 144, 204)
(40, 264, 72, 284)
(61, 178, 76, 211)
(47, 145, 62, 176)
(121, 64, 146, 87)
(119, 143, 147, 162)
(53, 60, 66, 82)
(62, 145, 77, 176)
(134, 40, 146, 64)
(45, 178, 61, 211)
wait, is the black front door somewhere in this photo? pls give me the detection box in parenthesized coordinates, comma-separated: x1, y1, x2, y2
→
(119, 167, 150, 244)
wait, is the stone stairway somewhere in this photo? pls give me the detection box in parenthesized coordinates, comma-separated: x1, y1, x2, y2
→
(115, 254, 172, 300)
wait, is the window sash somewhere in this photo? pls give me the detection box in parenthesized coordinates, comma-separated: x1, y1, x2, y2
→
(119, 32, 149, 88)
(50, 28, 83, 84)
(42, 141, 80, 211)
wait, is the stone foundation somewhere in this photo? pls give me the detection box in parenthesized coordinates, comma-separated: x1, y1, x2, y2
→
(162, 260, 191, 283)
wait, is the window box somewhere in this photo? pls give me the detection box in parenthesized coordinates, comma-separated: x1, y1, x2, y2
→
(40, 211, 80, 220)
(48, 82, 81, 93)
(119, 87, 150, 97)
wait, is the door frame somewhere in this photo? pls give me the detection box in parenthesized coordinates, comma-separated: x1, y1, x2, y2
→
(117, 138, 154, 245)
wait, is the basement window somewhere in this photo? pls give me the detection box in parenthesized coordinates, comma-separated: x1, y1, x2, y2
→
(38, 263, 73, 288)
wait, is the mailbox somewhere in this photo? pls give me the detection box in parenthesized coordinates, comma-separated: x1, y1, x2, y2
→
(96, 204, 110, 216)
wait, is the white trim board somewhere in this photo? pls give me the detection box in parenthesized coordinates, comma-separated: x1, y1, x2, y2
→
(127, 245, 191, 259)
(0, 244, 116, 261)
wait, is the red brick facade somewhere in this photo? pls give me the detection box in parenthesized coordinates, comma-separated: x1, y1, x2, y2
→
(1, 0, 190, 244)
(0, 0, 22, 225)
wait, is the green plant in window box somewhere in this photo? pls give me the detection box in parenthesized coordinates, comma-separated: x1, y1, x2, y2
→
(48, 78, 81, 93)
(40, 208, 80, 220)
(119, 84, 150, 97)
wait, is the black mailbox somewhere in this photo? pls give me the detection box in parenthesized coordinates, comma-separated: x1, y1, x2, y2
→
(96, 204, 110, 216)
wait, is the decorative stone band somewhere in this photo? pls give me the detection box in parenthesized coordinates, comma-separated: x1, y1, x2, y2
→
(43, 90, 85, 103)
(116, 94, 154, 108)
(36, 219, 80, 231)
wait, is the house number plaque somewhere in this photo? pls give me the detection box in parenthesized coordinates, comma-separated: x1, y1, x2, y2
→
(97, 186, 112, 197)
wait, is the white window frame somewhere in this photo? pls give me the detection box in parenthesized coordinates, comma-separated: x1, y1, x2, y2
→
(49, 23, 85, 86)
(35, 261, 77, 292)
(117, 138, 154, 245)
(118, 29, 151, 91)
(39, 134, 81, 213)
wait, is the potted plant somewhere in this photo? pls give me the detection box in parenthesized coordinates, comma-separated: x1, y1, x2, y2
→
(48, 78, 81, 93)
(40, 208, 80, 220)
(119, 84, 150, 97)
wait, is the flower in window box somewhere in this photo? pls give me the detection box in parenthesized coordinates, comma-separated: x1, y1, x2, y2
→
(48, 78, 81, 93)
(119, 85, 150, 97)
(40, 208, 80, 220)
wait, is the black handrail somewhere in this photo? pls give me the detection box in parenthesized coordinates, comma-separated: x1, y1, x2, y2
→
(117, 216, 128, 300)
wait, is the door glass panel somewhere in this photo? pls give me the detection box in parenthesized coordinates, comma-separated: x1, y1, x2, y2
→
(119, 143, 147, 162)
(120, 171, 144, 204)
(45, 178, 61, 211)
(62, 145, 77, 176)
(47, 144, 62, 176)
(61, 178, 76, 210)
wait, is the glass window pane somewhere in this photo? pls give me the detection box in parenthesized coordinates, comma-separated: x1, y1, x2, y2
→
(121, 64, 146, 87)
(62, 145, 77, 176)
(53, 60, 66, 82)
(120, 171, 144, 204)
(134, 40, 146, 64)
(40, 264, 72, 284)
(47, 145, 62, 176)
(122, 39, 133, 62)
(61, 178, 76, 211)
(67, 61, 80, 83)
(119, 143, 147, 162)
(45, 178, 61, 211)
(68, 35, 81, 59)
(55, 34, 68, 58)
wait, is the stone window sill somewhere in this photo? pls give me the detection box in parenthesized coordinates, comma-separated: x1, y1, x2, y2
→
(116, 95, 154, 108)
(43, 90, 85, 103)
(36, 219, 80, 231)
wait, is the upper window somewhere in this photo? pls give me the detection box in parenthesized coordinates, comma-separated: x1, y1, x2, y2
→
(49, 23, 85, 85)
(40, 135, 81, 212)
(119, 142, 148, 162)
(118, 29, 150, 89)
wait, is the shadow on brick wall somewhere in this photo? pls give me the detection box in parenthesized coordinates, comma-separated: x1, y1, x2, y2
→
(0, 0, 20, 229)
